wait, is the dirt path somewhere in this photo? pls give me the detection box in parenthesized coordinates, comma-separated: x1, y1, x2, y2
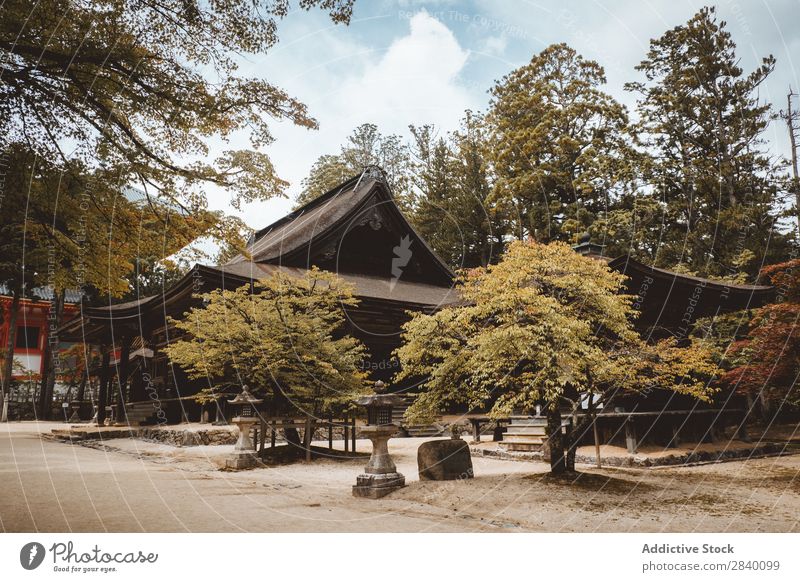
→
(1, 422, 798, 532)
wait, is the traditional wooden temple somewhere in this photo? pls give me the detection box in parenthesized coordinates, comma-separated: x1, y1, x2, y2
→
(58, 168, 459, 424)
(59, 169, 774, 448)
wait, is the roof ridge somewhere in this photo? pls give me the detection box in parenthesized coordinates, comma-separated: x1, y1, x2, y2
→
(250, 170, 366, 242)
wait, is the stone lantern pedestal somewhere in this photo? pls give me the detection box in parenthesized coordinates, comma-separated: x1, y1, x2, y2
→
(225, 386, 263, 470)
(226, 416, 260, 469)
(353, 424, 406, 498)
(352, 381, 406, 499)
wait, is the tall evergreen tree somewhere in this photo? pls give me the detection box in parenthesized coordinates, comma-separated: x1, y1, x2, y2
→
(622, 7, 789, 278)
(296, 124, 411, 210)
(486, 43, 637, 243)
(409, 114, 503, 268)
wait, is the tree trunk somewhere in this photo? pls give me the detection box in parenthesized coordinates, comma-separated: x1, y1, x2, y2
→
(38, 289, 65, 420)
(546, 407, 566, 474)
(1, 285, 22, 419)
(284, 425, 302, 453)
(303, 414, 315, 462)
(565, 416, 576, 473)
(76, 367, 88, 403)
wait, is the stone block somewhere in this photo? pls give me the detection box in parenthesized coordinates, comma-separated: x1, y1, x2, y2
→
(418, 439, 474, 481)
(352, 473, 405, 499)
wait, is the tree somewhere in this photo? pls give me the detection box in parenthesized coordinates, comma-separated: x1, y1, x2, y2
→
(1, 0, 354, 222)
(720, 259, 800, 412)
(409, 114, 504, 268)
(296, 124, 412, 210)
(121, 257, 191, 301)
(0, 143, 215, 418)
(395, 240, 719, 473)
(485, 43, 637, 243)
(163, 268, 369, 455)
(623, 7, 789, 278)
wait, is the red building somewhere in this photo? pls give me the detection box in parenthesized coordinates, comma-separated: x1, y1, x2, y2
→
(0, 287, 81, 379)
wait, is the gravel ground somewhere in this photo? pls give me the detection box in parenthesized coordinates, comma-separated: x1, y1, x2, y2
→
(1, 421, 798, 532)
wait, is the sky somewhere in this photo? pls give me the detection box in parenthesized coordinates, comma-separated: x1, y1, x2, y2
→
(205, 0, 800, 232)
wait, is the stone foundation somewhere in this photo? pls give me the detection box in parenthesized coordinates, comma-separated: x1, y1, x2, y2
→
(352, 473, 406, 499)
(138, 426, 238, 447)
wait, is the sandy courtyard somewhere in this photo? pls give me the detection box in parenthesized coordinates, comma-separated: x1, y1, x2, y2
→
(1, 421, 798, 532)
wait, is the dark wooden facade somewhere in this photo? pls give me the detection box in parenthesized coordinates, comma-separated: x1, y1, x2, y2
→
(60, 170, 775, 430)
(59, 170, 458, 424)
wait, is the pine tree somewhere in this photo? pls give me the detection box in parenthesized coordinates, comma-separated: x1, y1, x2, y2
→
(486, 43, 637, 243)
(623, 7, 789, 278)
(295, 124, 411, 210)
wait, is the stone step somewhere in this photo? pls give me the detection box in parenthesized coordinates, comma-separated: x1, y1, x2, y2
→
(406, 427, 444, 437)
(509, 417, 548, 426)
(505, 426, 547, 435)
(500, 442, 544, 452)
(502, 434, 546, 444)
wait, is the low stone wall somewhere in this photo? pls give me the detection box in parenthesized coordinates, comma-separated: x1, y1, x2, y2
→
(138, 426, 238, 447)
(575, 442, 787, 468)
(470, 442, 792, 468)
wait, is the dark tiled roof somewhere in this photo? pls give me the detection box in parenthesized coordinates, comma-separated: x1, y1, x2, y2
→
(217, 262, 459, 307)
(0, 284, 82, 303)
(226, 173, 372, 265)
(607, 256, 774, 293)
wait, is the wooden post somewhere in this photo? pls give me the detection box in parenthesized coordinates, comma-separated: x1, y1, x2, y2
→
(115, 338, 131, 424)
(270, 418, 276, 449)
(669, 421, 681, 448)
(344, 418, 349, 453)
(304, 415, 313, 462)
(97, 348, 111, 426)
(624, 417, 638, 454)
(593, 415, 602, 468)
(328, 413, 333, 450)
(351, 416, 356, 453)
(472, 419, 481, 443)
(259, 416, 266, 453)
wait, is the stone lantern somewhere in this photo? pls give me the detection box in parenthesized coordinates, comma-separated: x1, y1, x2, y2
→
(225, 385, 263, 470)
(352, 380, 406, 499)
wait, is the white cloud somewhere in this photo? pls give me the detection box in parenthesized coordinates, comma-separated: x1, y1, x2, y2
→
(479, 34, 508, 56)
(204, 10, 478, 231)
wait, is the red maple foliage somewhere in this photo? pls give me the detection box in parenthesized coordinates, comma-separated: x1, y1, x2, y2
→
(720, 259, 800, 405)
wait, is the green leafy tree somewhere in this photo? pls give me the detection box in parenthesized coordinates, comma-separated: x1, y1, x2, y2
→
(163, 268, 369, 454)
(622, 6, 789, 277)
(395, 240, 719, 473)
(0, 144, 215, 418)
(296, 123, 411, 209)
(1, 0, 354, 235)
(486, 43, 638, 243)
(409, 114, 504, 268)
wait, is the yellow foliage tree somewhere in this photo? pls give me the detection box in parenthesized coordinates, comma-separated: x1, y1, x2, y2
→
(396, 240, 720, 473)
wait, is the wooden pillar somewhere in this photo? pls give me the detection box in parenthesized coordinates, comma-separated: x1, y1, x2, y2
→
(624, 417, 638, 454)
(668, 421, 681, 448)
(351, 416, 356, 453)
(259, 416, 266, 453)
(328, 413, 333, 450)
(115, 338, 131, 424)
(304, 415, 313, 462)
(96, 348, 111, 426)
(472, 420, 481, 443)
(344, 418, 349, 453)
(593, 415, 602, 468)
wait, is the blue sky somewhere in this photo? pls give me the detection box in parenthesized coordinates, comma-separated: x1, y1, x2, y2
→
(205, 0, 800, 231)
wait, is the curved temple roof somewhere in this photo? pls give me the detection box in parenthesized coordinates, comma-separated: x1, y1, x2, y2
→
(58, 169, 776, 343)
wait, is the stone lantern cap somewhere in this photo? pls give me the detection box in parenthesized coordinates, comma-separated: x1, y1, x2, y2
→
(355, 381, 404, 408)
(227, 385, 263, 406)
